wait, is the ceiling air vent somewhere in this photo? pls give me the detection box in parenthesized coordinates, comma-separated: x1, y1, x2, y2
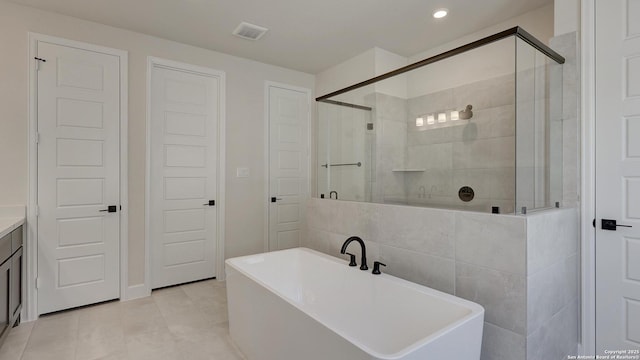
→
(233, 22, 269, 41)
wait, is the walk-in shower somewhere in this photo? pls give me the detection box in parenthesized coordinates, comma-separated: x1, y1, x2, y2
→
(316, 27, 565, 214)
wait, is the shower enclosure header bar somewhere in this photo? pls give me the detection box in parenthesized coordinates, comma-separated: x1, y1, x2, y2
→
(320, 99, 372, 111)
(316, 26, 565, 101)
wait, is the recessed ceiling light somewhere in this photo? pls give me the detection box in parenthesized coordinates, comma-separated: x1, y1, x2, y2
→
(433, 8, 448, 19)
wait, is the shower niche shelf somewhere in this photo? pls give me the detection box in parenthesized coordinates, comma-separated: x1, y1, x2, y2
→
(392, 169, 426, 172)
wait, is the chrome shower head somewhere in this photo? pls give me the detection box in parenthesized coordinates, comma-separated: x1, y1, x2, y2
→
(459, 104, 473, 120)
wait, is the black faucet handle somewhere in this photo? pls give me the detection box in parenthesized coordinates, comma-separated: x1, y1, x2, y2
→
(345, 252, 357, 267)
(372, 261, 386, 275)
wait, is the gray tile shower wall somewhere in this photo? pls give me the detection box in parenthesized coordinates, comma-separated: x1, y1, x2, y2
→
(370, 93, 408, 203)
(304, 198, 579, 360)
(405, 74, 517, 213)
(526, 208, 580, 360)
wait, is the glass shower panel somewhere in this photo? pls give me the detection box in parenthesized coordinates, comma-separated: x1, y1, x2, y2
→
(516, 38, 537, 213)
(315, 27, 564, 214)
(316, 85, 374, 201)
(515, 37, 563, 213)
(548, 52, 564, 208)
(399, 37, 516, 212)
(316, 101, 333, 199)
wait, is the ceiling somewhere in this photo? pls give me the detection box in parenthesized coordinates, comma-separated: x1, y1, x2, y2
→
(8, 0, 553, 73)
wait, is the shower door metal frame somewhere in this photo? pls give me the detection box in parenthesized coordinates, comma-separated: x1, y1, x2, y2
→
(316, 26, 565, 102)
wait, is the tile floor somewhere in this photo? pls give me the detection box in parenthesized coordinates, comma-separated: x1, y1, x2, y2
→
(0, 280, 244, 360)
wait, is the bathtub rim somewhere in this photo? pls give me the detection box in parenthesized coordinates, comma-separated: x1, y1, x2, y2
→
(225, 247, 484, 360)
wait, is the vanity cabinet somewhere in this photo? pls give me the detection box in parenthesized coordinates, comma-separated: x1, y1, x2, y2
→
(10, 247, 22, 320)
(0, 225, 23, 348)
(0, 233, 11, 341)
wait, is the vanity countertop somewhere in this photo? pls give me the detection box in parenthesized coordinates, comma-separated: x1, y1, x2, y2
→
(0, 217, 25, 239)
(0, 206, 26, 238)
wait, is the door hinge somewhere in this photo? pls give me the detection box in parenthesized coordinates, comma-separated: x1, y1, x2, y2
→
(35, 206, 39, 217)
(34, 57, 46, 71)
(36, 132, 40, 144)
(35, 277, 41, 289)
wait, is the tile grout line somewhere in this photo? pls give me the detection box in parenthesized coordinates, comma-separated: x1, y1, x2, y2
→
(19, 320, 38, 360)
(73, 315, 79, 360)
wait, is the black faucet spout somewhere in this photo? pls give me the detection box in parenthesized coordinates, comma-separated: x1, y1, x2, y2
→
(340, 236, 368, 271)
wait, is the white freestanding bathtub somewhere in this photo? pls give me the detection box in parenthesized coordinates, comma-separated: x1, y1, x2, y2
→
(226, 248, 484, 360)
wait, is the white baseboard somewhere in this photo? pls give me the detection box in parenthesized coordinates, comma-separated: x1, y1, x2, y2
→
(123, 284, 150, 301)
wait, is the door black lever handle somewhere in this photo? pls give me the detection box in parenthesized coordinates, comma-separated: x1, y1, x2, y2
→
(602, 219, 632, 231)
(99, 205, 117, 213)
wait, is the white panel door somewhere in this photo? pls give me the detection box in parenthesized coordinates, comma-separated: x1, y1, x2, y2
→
(596, 0, 640, 353)
(36, 41, 121, 314)
(268, 85, 309, 251)
(150, 64, 220, 289)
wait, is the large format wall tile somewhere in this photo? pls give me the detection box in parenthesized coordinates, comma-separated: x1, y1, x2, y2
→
(328, 200, 377, 240)
(407, 126, 455, 145)
(380, 120, 407, 163)
(379, 245, 455, 294)
(307, 198, 332, 230)
(526, 300, 579, 360)
(304, 227, 330, 253)
(481, 322, 525, 360)
(456, 262, 526, 335)
(452, 136, 515, 170)
(375, 93, 407, 122)
(488, 75, 517, 109)
(526, 208, 578, 275)
(374, 204, 455, 259)
(407, 89, 454, 119)
(406, 143, 453, 170)
(527, 254, 578, 334)
(455, 212, 526, 275)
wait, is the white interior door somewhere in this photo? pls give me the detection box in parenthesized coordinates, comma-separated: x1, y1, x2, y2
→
(36, 41, 121, 314)
(595, 0, 640, 352)
(150, 62, 221, 289)
(268, 84, 310, 251)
